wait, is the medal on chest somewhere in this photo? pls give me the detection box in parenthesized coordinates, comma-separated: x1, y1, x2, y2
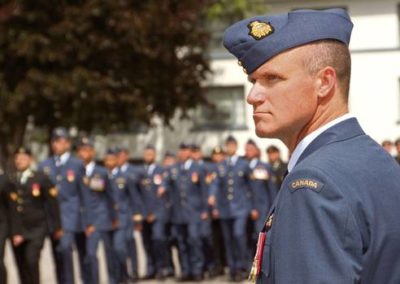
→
(32, 183, 41, 197)
(67, 170, 75, 182)
(249, 213, 274, 282)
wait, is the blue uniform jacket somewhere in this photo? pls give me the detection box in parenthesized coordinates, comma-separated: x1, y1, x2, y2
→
(83, 164, 116, 231)
(163, 160, 208, 224)
(248, 159, 278, 218)
(39, 155, 88, 232)
(140, 164, 168, 221)
(111, 169, 144, 228)
(258, 118, 400, 284)
(209, 157, 252, 219)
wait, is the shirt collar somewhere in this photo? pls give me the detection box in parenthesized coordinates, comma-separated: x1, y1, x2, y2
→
(120, 163, 129, 173)
(184, 159, 193, 170)
(85, 161, 95, 177)
(56, 152, 71, 166)
(288, 113, 353, 173)
(19, 168, 33, 184)
(249, 158, 259, 169)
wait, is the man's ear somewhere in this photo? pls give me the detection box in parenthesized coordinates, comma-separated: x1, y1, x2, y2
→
(316, 66, 337, 99)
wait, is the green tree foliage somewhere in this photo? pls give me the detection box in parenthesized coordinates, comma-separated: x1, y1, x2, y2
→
(0, 0, 266, 168)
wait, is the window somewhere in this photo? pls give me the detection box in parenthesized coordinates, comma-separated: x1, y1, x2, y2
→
(192, 86, 247, 130)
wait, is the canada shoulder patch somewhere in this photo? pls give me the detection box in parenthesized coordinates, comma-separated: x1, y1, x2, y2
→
(289, 178, 324, 193)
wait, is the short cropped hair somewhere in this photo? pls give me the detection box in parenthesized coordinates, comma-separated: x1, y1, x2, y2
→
(303, 39, 351, 98)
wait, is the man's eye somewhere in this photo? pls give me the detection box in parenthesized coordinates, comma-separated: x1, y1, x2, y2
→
(266, 74, 279, 81)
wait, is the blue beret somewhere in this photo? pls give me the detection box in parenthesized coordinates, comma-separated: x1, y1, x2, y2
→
(15, 146, 32, 156)
(164, 151, 175, 158)
(144, 144, 155, 150)
(225, 135, 237, 144)
(179, 143, 190, 150)
(77, 136, 94, 148)
(246, 139, 258, 147)
(106, 146, 120, 155)
(52, 127, 70, 140)
(223, 8, 353, 74)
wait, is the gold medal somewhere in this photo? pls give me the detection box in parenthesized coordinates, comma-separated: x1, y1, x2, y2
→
(67, 170, 75, 182)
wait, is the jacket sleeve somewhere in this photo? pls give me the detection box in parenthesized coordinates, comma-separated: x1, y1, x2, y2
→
(41, 173, 62, 232)
(104, 173, 117, 222)
(267, 167, 362, 283)
(127, 173, 145, 222)
(7, 184, 24, 236)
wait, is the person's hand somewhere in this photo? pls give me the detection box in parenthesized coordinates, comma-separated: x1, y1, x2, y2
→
(133, 223, 143, 232)
(208, 196, 216, 207)
(112, 219, 119, 230)
(12, 235, 24, 247)
(53, 229, 64, 240)
(212, 209, 219, 219)
(200, 212, 209, 221)
(157, 187, 166, 198)
(146, 213, 156, 223)
(250, 209, 260, 221)
(85, 225, 96, 237)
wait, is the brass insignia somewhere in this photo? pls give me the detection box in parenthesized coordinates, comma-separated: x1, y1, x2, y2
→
(248, 21, 274, 40)
(83, 176, 90, 185)
(290, 178, 323, 193)
(10, 192, 18, 201)
(153, 174, 162, 185)
(49, 187, 58, 197)
(44, 167, 51, 175)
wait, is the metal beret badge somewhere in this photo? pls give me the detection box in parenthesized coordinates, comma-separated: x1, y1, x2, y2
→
(248, 21, 274, 40)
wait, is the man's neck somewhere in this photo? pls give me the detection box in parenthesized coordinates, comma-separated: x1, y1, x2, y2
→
(285, 107, 348, 154)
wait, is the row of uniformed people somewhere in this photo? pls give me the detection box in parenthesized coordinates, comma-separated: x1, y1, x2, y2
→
(0, 127, 287, 283)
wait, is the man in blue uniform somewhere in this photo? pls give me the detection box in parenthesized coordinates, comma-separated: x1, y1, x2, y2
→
(116, 147, 143, 282)
(209, 136, 253, 281)
(162, 143, 208, 281)
(76, 137, 117, 284)
(244, 140, 277, 233)
(38, 127, 89, 284)
(191, 144, 218, 278)
(140, 145, 169, 280)
(224, 8, 400, 284)
(104, 147, 143, 283)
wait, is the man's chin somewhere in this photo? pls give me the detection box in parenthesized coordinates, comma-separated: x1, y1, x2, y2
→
(255, 126, 277, 139)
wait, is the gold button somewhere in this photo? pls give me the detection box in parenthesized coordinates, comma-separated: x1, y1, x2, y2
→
(228, 187, 234, 192)
(228, 179, 234, 185)
(17, 206, 23, 212)
(227, 194, 233, 200)
(17, 198, 23, 204)
(56, 175, 62, 181)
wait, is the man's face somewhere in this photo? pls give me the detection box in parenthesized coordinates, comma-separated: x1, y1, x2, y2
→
(247, 46, 318, 142)
(212, 153, 225, 163)
(117, 151, 129, 166)
(77, 146, 95, 164)
(14, 153, 32, 171)
(225, 142, 238, 156)
(191, 150, 202, 161)
(267, 151, 280, 164)
(143, 149, 156, 164)
(104, 155, 117, 170)
(163, 156, 176, 167)
(51, 138, 70, 156)
(245, 144, 259, 160)
(178, 148, 191, 161)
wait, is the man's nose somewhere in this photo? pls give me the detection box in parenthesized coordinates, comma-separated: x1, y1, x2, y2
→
(247, 84, 266, 106)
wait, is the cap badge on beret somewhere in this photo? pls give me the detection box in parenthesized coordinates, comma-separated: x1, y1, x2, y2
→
(248, 21, 274, 40)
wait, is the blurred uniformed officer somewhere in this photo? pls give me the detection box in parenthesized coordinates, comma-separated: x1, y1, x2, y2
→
(209, 136, 253, 281)
(140, 145, 169, 280)
(244, 140, 277, 242)
(191, 144, 218, 278)
(266, 146, 287, 189)
(38, 127, 89, 284)
(76, 137, 117, 284)
(162, 143, 208, 281)
(116, 147, 143, 282)
(9, 147, 62, 284)
(0, 170, 11, 283)
(105, 147, 143, 283)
